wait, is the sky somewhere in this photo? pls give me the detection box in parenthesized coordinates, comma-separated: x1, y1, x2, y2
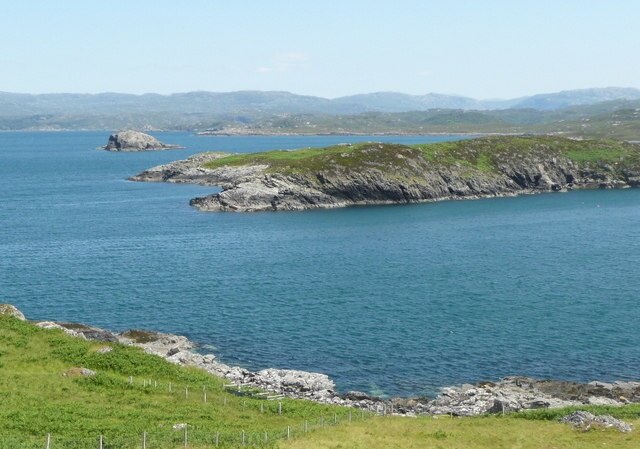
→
(1, 0, 639, 99)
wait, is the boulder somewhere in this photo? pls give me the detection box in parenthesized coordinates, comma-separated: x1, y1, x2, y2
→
(63, 367, 96, 377)
(0, 304, 25, 320)
(102, 130, 182, 152)
(560, 411, 633, 433)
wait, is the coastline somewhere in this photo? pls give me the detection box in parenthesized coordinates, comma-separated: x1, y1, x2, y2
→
(9, 306, 639, 417)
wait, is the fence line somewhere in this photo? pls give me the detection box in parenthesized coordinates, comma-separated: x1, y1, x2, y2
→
(0, 410, 371, 448)
(0, 375, 374, 448)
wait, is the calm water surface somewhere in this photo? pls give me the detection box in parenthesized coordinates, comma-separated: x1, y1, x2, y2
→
(2, 131, 640, 397)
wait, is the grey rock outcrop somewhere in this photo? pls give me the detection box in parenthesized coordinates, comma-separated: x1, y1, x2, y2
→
(560, 411, 633, 433)
(0, 304, 25, 320)
(131, 137, 640, 212)
(102, 130, 182, 152)
(56, 322, 119, 342)
(35, 321, 87, 339)
(423, 377, 640, 416)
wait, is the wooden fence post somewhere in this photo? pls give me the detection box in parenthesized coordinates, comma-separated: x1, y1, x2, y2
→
(184, 425, 188, 448)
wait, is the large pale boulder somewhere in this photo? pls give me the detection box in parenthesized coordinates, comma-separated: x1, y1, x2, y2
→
(102, 130, 182, 152)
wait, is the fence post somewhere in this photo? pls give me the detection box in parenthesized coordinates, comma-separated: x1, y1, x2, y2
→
(185, 386, 189, 399)
(241, 430, 245, 446)
(215, 431, 219, 447)
(46, 433, 51, 449)
(260, 403, 264, 413)
(287, 426, 290, 439)
(169, 382, 172, 393)
(184, 425, 188, 448)
(99, 435, 103, 449)
(223, 396, 227, 406)
(349, 410, 352, 422)
(278, 401, 282, 415)
(304, 421, 308, 433)
(129, 376, 133, 384)
(142, 431, 146, 449)
(264, 431, 268, 443)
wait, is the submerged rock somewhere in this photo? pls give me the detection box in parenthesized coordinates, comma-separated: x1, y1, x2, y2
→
(102, 130, 182, 152)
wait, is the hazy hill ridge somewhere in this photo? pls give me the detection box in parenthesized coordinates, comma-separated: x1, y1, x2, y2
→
(2, 87, 640, 116)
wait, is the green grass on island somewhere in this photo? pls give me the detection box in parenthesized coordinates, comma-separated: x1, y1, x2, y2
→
(202, 135, 640, 176)
(2, 313, 640, 449)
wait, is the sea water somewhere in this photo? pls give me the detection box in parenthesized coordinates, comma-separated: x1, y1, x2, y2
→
(2, 131, 640, 397)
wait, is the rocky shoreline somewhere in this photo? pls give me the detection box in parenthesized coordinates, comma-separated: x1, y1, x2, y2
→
(130, 136, 640, 212)
(4, 304, 639, 417)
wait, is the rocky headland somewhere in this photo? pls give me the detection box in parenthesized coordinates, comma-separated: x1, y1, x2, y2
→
(3, 304, 639, 418)
(102, 130, 183, 152)
(130, 135, 640, 212)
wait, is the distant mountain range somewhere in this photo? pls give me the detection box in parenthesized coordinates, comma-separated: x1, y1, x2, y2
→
(1, 87, 640, 137)
(1, 87, 640, 118)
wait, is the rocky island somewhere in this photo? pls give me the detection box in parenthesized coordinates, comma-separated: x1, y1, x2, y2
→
(131, 135, 640, 211)
(102, 130, 183, 152)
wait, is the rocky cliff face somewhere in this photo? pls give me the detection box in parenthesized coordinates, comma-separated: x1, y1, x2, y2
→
(130, 136, 640, 212)
(102, 130, 182, 152)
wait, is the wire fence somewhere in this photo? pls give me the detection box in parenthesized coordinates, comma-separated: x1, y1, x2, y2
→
(0, 412, 369, 449)
(1, 376, 372, 449)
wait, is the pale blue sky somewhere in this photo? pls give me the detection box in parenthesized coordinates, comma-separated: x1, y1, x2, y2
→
(1, 0, 639, 98)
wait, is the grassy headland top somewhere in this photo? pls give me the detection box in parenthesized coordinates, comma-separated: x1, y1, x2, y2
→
(202, 136, 640, 175)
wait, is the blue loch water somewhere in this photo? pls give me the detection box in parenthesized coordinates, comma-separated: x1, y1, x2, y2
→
(2, 131, 640, 397)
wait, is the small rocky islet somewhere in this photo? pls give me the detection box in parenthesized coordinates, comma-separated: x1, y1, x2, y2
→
(102, 130, 183, 152)
(3, 304, 638, 422)
(131, 135, 640, 212)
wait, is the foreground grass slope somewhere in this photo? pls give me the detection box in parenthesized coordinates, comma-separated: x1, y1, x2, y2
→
(2, 313, 640, 448)
(0, 315, 353, 448)
(281, 415, 640, 449)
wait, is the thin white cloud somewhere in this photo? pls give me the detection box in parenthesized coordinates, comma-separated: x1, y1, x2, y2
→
(256, 52, 310, 74)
